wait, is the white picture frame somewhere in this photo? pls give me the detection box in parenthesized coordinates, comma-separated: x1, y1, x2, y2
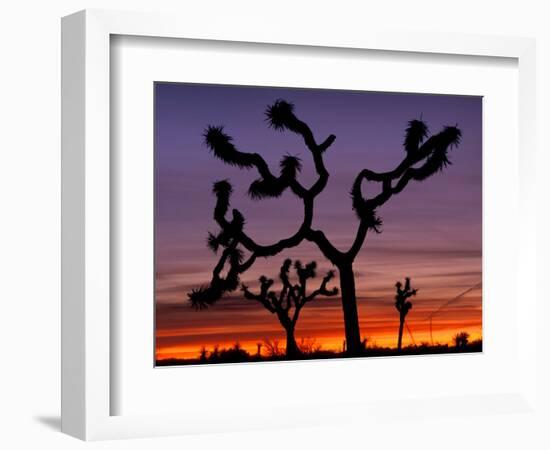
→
(61, 9, 539, 441)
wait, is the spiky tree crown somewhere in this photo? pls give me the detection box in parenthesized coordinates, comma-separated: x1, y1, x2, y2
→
(438, 126, 462, 148)
(188, 281, 225, 310)
(204, 125, 255, 168)
(280, 154, 302, 177)
(395, 277, 417, 316)
(188, 266, 241, 311)
(265, 99, 296, 131)
(294, 260, 317, 280)
(414, 125, 462, 181)
(212, 179, 232, 197)
(247, 154, 302, 200)
(403, 119, 429, 153)
(212, 179, 233, 223)
(248, 176, 286, 200)
(206, 232, 221, 253)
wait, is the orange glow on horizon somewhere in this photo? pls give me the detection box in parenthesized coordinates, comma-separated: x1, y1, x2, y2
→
(156, 318, 483, 361)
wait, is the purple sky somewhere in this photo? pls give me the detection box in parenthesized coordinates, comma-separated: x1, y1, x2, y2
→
(154, 82, 482, 359)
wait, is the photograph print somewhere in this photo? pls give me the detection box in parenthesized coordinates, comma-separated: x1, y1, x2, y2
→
(154, 83, 482, 366)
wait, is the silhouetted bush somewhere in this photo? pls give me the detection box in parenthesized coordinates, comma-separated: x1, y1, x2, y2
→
(453, 331, 470, 348)
(155, 339, 482, 366)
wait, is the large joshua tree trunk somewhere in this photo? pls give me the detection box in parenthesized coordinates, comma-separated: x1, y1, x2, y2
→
(338, 262, 362, 356)
(285, 325, 301, 358)
(278, 311, 302, 358)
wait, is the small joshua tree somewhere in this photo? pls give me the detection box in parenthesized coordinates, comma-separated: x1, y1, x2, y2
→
(453, 331, 470, 348)
(241, 259, 337, 358)
(395, 277, 417, 352)
(188, 99, 461, 356)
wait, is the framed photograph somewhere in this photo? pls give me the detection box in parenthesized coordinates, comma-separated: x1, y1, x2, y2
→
(62, 9, 538, 441)
(153, 82, 482, 366)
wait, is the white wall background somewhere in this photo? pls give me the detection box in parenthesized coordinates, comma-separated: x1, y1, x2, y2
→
(0, 1, 548, 449)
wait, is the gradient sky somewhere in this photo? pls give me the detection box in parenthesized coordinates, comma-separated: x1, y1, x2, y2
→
(154, 82, 482, 360)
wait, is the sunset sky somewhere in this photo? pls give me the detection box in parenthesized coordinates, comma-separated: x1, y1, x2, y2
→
(154, 83, 482, 361)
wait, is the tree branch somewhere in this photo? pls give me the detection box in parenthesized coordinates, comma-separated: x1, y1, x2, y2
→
(292, 268, 338, 324)
(264, 99, 336, 198)
(348, 125, 462, 257)
(352, 125, 461, 212)
(346, 220, 369, 260)
(305, 228, 343, 263)
(213, 184, 316, 259)
(204, 125, 308, 201)
(206, 100, 341, 274)
(241, 280, 277, 313)
(303, 270, 338, 303)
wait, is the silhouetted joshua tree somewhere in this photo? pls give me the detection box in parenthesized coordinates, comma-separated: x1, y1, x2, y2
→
(187, 99, 461, 356)
(453, 331, 470, 348)
(241, 259, 337, 358)
(394, 277, 417, 352)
